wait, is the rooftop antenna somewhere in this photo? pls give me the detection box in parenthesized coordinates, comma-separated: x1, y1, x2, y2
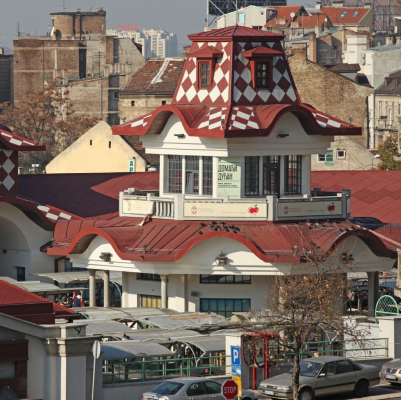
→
(236, 0, 239, 23)
(57, 0, 66, 11)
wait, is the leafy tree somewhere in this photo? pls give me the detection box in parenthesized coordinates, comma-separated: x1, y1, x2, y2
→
(0, 81, 98, 172)
(242, 244, 368, 400)
(376, 137, 401, 170)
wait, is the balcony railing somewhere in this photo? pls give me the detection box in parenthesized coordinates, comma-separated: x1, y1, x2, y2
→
(120, 189, 351, 222)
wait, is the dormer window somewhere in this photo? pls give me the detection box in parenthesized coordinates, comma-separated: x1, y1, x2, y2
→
(242, 46, 284, 91)
(256, 61, 271, 89)
(188, 45, 223, 91)
(199, 62, 210, 88)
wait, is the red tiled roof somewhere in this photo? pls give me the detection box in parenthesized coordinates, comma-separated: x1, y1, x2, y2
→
(120, 59, 185, 95)
(320, 7, 370, 25)
(48, 217, 395, 261)
(113, 104, 361, 139)
(0, 125, 46, 151)
(265, 6, 305, 28)
(295, 13, 330, 28)
(311, 171, 401, 223)
(17, 172, 159, 220)
(188, 25, 285, 41)
(0, 279, 75, 320)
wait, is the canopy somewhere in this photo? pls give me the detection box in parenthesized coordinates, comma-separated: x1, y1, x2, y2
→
(101, 341, 173, 360)
(73, 320, 133, 335)
(77, 307, 178, 321)
(33, 271, 122, 285)
(178, 335, 226, 353)
(137, 313, 228, 329)
(0, 277, 88, 296)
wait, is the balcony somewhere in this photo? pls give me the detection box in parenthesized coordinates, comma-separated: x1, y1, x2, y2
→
(119, 188, 351, 222)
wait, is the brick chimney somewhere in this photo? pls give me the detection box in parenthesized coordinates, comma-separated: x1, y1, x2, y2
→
(309, 32, 317, 63)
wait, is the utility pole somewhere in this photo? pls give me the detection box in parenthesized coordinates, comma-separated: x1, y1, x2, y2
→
(236, 0, 239, 24)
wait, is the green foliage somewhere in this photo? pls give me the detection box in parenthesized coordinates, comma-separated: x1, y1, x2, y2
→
(376, 137, 401, 170)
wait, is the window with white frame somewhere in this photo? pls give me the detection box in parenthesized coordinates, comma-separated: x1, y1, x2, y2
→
(263, 155, 280, 195)
(203, 156, 213, 195)
(245, 156, 259, 196)
(166, 156, 213, 195)
(337, 149, 346, 159)
(317, 154, 326, 162)
(185, 156, 199, 194)
(168, 155, 182, 193)
(284, 155, 302, 195)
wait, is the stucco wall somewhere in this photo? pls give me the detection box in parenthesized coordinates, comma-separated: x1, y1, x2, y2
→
(0, 203, 54, 281)
(46, 121, 147, 173)
(311, 136, 381, 171)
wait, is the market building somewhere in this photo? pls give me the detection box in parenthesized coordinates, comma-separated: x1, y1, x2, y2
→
(42, 26, 397, 319)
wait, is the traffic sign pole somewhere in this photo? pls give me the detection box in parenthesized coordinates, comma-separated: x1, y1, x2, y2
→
(231, 345, 242, 398)
(92, 340, 101, 400)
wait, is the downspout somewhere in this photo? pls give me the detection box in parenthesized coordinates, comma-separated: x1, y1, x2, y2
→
(366, 96, 370, 148)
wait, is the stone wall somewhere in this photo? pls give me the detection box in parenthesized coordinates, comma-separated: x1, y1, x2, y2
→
(288, 47, 373, 147)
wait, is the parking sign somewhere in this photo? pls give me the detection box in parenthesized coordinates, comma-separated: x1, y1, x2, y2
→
(231, 345, 241, 377)
(231, 346, 242, 397)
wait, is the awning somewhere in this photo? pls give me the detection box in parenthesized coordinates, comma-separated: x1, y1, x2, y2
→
(137, 313, 228, 329)
(0, 277, 88, 296)
(178, 335, 226, 353)
(33, 271, 122, 285)
(77, 307, 178, 322)
(73, 320, 133, 335)
(101, 341, 173, 360)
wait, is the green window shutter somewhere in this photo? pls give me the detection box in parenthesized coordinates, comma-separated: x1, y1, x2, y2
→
(325, 149, 334, 166)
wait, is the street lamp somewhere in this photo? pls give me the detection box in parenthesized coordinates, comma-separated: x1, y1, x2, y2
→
(371, 154, 380, 170)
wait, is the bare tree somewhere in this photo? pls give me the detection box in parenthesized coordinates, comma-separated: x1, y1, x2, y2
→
(242, 244, 368, 400)
(0, 81, 98, 172)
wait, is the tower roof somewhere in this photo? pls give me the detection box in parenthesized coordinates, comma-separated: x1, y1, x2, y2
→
(188, 25, 285, 41)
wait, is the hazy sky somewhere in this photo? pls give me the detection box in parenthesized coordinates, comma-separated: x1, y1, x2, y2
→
(0, 0, 301, 51)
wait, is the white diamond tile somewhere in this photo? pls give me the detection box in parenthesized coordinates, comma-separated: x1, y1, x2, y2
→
(185, 86, 197, 102)
(2, 158, 14, 174)
(242, 85, 256, 102)
(2, 175, 15, 191)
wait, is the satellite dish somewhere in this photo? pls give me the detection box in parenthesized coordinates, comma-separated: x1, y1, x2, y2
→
(290, 12, 295, 17)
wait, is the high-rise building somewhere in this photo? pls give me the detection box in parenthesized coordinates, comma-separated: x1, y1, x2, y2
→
(208, 0, 286, 16)
(106, 29, 178, 58)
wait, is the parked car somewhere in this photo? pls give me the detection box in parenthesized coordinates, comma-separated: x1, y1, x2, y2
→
(380, 359, 401, 385)
(258, 356, 380, 400)
(142, 378, 258, 400)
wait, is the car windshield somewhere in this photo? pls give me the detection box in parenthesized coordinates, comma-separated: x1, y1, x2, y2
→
(298, 361, 323, 377)
(151, 381, 184, 395)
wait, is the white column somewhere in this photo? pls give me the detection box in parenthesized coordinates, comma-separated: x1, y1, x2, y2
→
(103, 270, 110, 308)
(367, 271, 379, 318)
(160, 274, 169, 308)
(89, 269, 96, 307)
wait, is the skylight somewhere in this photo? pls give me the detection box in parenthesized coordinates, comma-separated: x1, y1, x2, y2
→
(340, 11, 348, 17)
(351, 11, 359, 17)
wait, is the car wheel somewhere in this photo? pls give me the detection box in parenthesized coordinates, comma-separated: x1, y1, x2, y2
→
(299, 387, 314, 400)
(354, 379, 369, 397)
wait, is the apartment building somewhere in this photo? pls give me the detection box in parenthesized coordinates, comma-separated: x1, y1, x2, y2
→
(106, 28, 178, 58)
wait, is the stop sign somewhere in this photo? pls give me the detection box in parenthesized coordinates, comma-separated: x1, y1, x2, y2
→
(222, 379, 238, 400)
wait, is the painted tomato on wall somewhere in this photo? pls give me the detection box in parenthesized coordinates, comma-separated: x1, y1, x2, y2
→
(248, 205, 259, 214)
(327, 203, 335, 213)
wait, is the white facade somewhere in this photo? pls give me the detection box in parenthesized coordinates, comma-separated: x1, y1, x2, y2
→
(361, 45, 401, 88)
(342, 35, 368, 64)
(0, 202, 55, 282)
(106, 28, 178, 58)
(216, 6, 274, 29)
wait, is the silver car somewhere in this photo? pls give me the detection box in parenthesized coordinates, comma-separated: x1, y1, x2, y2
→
(142, 378, 258, 400)
(258, 356, 380, 400)
(380, 358, 401, 385)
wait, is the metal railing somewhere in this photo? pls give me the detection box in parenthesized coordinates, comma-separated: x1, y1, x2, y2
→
(102, 338, 388, 386)
(274, 338, 388, 362)
(103, 354, 229, 385)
